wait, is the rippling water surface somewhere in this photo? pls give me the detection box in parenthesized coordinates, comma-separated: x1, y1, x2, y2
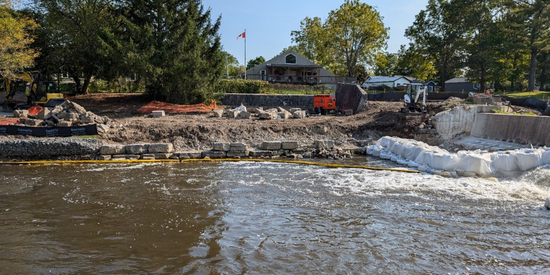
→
(1, 158, 549, 274)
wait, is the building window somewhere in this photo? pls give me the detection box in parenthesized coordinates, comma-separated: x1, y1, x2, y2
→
(285, 54, 296, 64)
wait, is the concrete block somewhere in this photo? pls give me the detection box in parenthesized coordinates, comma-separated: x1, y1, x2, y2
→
(100, 144, 125, 155)
(282, 141, 299, 150)
(278, 111, 292, 119)
(154, 153, 171, 159)
(344, 109, 353, 116)
(13, 109, 28, 118)
(141, 154, 156, 159)
(58, 120, 73, 127)
(38, 107, 52, 120)
(293, 110, 306, 119)
(187, 152, 202, 159)
(227, 110, 241, 118)
(249, 149, 274, 158)
(289, 108, 302, 113)
(202, 150, 226, 158)
(227, 150, 249, 158)
(148, 143, 173, 153)
(260, 141, 282, 150)
(236, 111, 251, 119)
(22, 118, 42, 126)
(230, 142, 247, 152)
(314, 140, 334, 149)
(152, 110, 165, 117)
(125, 144, 148, 154)
(98, 155, 112, 160)
(212, 109, 224, 118)
(124, 154, 140, 160)
(213, 142, 230, 151)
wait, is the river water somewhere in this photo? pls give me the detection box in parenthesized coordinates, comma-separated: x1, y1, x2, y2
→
(1, 157, 550, 274)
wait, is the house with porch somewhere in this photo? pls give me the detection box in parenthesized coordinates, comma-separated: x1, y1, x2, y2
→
(245, 50, 336, 84)
(361, 76, 414, 90)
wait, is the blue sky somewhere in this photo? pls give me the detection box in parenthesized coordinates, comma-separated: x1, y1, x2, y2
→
(202, 0, 429, 66)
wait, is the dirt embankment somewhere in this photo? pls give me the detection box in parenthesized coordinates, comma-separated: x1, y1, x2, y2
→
(70, 93, 432, 152)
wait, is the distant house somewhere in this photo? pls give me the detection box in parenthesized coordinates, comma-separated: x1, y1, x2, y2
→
(445, 78, 493, 92)
(424, 81, 437, 92)
(246, 50, 335, 84)
(361, 76, 414, 90)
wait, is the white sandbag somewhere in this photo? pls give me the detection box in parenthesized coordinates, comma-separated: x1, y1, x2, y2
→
(366, 145, 375, 155)
(514, 149, 543, 171)
(541, 148, 550, 165)
(403, 144, 425, 160)
(491, 152, 520, 173)
(390, 142, 406, 157)
(372, 147, 381, 157)
(430, 153, 459, 171)
(452, 151, 493, 176)
(377, 136, 395, 148)
(380, 151, 392, 160)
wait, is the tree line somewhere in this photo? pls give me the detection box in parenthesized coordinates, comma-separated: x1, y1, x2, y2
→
(2, 0, 549, 105)
(291, 0, 550, 92)
(2, 0, 225, 104)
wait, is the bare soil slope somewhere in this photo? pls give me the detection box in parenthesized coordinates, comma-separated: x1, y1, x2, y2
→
(70, 93, 430, 152)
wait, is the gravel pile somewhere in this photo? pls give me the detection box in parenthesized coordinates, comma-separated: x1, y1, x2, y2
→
(0, 137, 104, 159)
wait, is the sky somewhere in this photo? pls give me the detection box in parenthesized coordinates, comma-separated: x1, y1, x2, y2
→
(202, 0, 429, 66)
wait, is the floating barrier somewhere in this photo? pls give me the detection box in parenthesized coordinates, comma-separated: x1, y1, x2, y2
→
(0, 158, 420, 174)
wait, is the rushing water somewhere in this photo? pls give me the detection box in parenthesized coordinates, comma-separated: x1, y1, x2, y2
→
(1, 157, 550, 274)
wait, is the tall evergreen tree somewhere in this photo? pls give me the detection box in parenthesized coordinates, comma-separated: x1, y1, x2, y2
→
(116, 0, 224, 104)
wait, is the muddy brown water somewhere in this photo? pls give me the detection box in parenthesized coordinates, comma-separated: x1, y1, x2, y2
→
(1, 158, 549, 274)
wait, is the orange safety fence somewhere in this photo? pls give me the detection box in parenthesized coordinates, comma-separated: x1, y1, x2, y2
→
(0, 118, 18, 125)
(136, 99, 218, 114)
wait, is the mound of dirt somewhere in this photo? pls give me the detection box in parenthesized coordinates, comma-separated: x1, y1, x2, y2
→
(70, 93, 433, 152)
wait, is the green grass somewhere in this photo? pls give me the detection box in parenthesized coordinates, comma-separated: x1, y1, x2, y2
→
(501, 90, 550, 100)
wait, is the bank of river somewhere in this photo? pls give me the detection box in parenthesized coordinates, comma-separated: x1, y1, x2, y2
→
(1, 157, 549, 274)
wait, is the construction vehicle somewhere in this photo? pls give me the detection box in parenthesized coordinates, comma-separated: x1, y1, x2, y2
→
(402, 83, 427, 113)
(0, 73, 64, 111)
(313, 94, 336, 114)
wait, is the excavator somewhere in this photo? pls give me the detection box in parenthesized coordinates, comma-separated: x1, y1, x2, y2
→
(401, 83, 427, 113)
(0, 72, 64, 111)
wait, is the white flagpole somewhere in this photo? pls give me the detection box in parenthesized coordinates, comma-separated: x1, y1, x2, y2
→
(244, 29, 247, 80)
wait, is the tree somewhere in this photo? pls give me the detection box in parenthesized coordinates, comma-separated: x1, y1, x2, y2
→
(462, 0, 505, 92)
(291, 0, 388, 77)
(116, 0, 224, 104)
(246, 56, 265, 70)
(0, 1, 38, 77)
(373, 52, 398, 76)
(406, 0, 468, 91)
(505, 0, 550, 91)
(35, 0, 116, 94)
(223, 51, 241, 78)
(395, 45, 436, 81)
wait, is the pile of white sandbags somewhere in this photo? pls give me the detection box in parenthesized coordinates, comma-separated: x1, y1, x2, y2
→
(367, 136, 550, 177)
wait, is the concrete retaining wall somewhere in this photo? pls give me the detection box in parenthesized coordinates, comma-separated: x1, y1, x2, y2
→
(432, 105, 508, 140)
(471, 113, 550, 146)
(222, 93, 313, 109)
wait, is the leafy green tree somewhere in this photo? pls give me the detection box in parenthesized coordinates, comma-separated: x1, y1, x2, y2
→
(291, 0, 388, 77)
(505, 0, 550, 91)
(395, 45, 436, 82)
(462, 0, 505, 92)
(406, 0, 468, 91)
(223, 51, 241, 78)
(115, 0, 224, 104)
(0, 1, 38, 77)
(35, 0, 116, 94)
(373, 52, 398, 76)
(246, 56, 265, 70)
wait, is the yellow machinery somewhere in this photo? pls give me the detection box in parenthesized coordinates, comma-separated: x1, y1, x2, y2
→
(1, 73, 64, 110)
